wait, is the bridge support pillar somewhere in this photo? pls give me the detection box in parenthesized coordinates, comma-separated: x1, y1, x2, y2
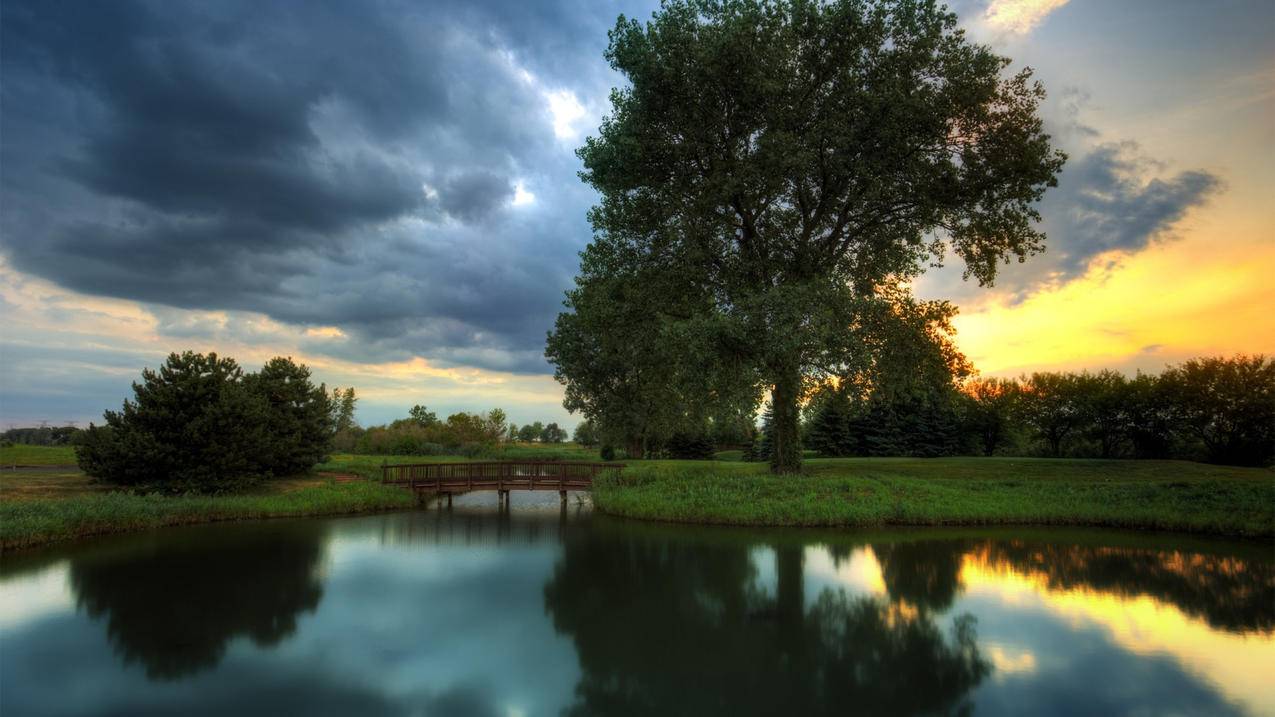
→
(446, 493, 453, 509)
(559, 490, 567, 505)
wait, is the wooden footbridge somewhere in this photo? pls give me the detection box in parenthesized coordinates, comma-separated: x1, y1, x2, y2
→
(381, 461, 625, 506)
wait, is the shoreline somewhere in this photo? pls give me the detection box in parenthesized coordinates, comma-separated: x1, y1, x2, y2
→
(0, 480, 415, 552)
(3, 457, 1272, 551)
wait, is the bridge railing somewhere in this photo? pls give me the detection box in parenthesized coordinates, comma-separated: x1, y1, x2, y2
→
(380, 460, 625, 491)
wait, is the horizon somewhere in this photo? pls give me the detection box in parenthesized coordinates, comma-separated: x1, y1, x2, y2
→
(2, 0, 1273, 428)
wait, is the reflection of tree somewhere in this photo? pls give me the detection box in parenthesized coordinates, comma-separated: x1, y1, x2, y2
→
(544, 527, 987, 716)
(68, 522, 327, 680)
(973, 541, 1275, 634)
(871, 540, 970, 612)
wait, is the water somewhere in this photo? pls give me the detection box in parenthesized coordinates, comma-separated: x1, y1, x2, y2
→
(2, 492, 1272, 716)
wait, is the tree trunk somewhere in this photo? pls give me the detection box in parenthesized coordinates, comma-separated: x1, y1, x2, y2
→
(769, 366, 802, 474)
(625, 436, 644, 459)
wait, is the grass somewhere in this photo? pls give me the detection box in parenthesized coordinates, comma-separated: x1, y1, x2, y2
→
(592, 457, 1275, 538)
(0, 478, 414, 551)
(0, 444, 77, 466)
(0, 444, 603, 550)
(5, 448, 1271, 549)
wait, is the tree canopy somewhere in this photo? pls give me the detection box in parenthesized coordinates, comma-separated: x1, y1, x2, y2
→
(550, 0, 1064, 472)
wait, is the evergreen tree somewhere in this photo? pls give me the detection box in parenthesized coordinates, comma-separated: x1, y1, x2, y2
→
(76, 352, 272, 493)
(247, 357, 336, 476)
(807, 390, 855, 457)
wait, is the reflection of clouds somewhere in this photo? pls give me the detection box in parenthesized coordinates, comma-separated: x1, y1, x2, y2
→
(272, 517, 582, 713)
(986, 643, 1038, 676)
(959, 555, 1275, 714)
(0, 562, 73, 631)
(802, 545, 888, 604)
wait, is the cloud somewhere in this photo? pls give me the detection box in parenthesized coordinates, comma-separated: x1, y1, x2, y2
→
(1040, 142, 1222, 278)
(0, 0, 651, 375)
(982, 0, 1070, 35)
(917, 140, 1221, 305)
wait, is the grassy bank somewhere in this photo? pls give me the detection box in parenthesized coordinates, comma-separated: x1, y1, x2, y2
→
(592, 458, 1275, 538)
(0, 478, 414, 551)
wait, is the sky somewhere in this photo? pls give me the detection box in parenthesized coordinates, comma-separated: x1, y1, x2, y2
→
(1, 0, 1272, 428)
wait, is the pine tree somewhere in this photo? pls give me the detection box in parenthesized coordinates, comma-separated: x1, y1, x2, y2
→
(76, 352, 272, 492)
(807, 391, 856, 457)
(247, 357, 336, 476)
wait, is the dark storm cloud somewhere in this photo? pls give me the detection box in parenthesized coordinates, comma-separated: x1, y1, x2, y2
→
(438, 171, 515, 224)
(0, 0, 653, 373)
(919, 140, 1222, 303)
(1039, 142, 1222, 277)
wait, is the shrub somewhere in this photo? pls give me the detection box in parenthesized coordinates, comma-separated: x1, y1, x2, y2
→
(664, 432, 715, 460)
(76, 352, 274, 493)
(76, 351, 336, 493)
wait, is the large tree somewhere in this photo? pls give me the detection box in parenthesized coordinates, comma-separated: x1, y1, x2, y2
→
(559, 0, 1064, 472)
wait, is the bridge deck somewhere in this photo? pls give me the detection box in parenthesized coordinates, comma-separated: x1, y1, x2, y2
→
(381, 460, 624, 493)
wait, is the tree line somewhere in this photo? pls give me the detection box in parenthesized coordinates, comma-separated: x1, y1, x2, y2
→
(331, 402, 573, 456)
(796, 354, 1273, 467)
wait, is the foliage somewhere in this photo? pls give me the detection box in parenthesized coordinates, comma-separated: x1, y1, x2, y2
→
(518, 422, 545, 442)
(546, 250, 757, 458)
(247, 357, 336, 476)
(1, 426, 82, 446)
(963, 377, 1021, 456)
(806, 389, 856, 457)
(541, 422, 568, 444)
(664, 431, 716, 460)
(1163, 355, 1275, 467)
(1018, 372, 1082, 457)
(557, 0, 1064, 473)
(331, 388, 358, 431)
(76, 352, 280, 493)
(573, 420, 600, 447)
(407, 404, 438, 428)
(1124, 373, 1177, 459)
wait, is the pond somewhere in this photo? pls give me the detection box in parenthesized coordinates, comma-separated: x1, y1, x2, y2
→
(2, 493, 1273, 716)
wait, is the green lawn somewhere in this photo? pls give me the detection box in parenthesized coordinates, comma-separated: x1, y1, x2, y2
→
(0, 444, 77, 466)
(592, 457, 1275, 538)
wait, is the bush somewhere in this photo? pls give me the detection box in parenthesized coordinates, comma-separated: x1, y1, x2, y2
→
(664, 432, 715, 460)
(75, 352, 335, 493)
(600, 445, 617, 461)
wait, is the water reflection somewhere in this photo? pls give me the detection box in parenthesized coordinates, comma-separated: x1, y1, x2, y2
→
(544, 526, 989, 716)
(67, 521, 328, 679)
(0, 511, 1271, 717)
(969, 540, 1275, 634)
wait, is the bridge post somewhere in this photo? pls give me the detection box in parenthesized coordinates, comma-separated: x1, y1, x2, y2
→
(559, 489, 567, 505)
(446, 492, 452, 509)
